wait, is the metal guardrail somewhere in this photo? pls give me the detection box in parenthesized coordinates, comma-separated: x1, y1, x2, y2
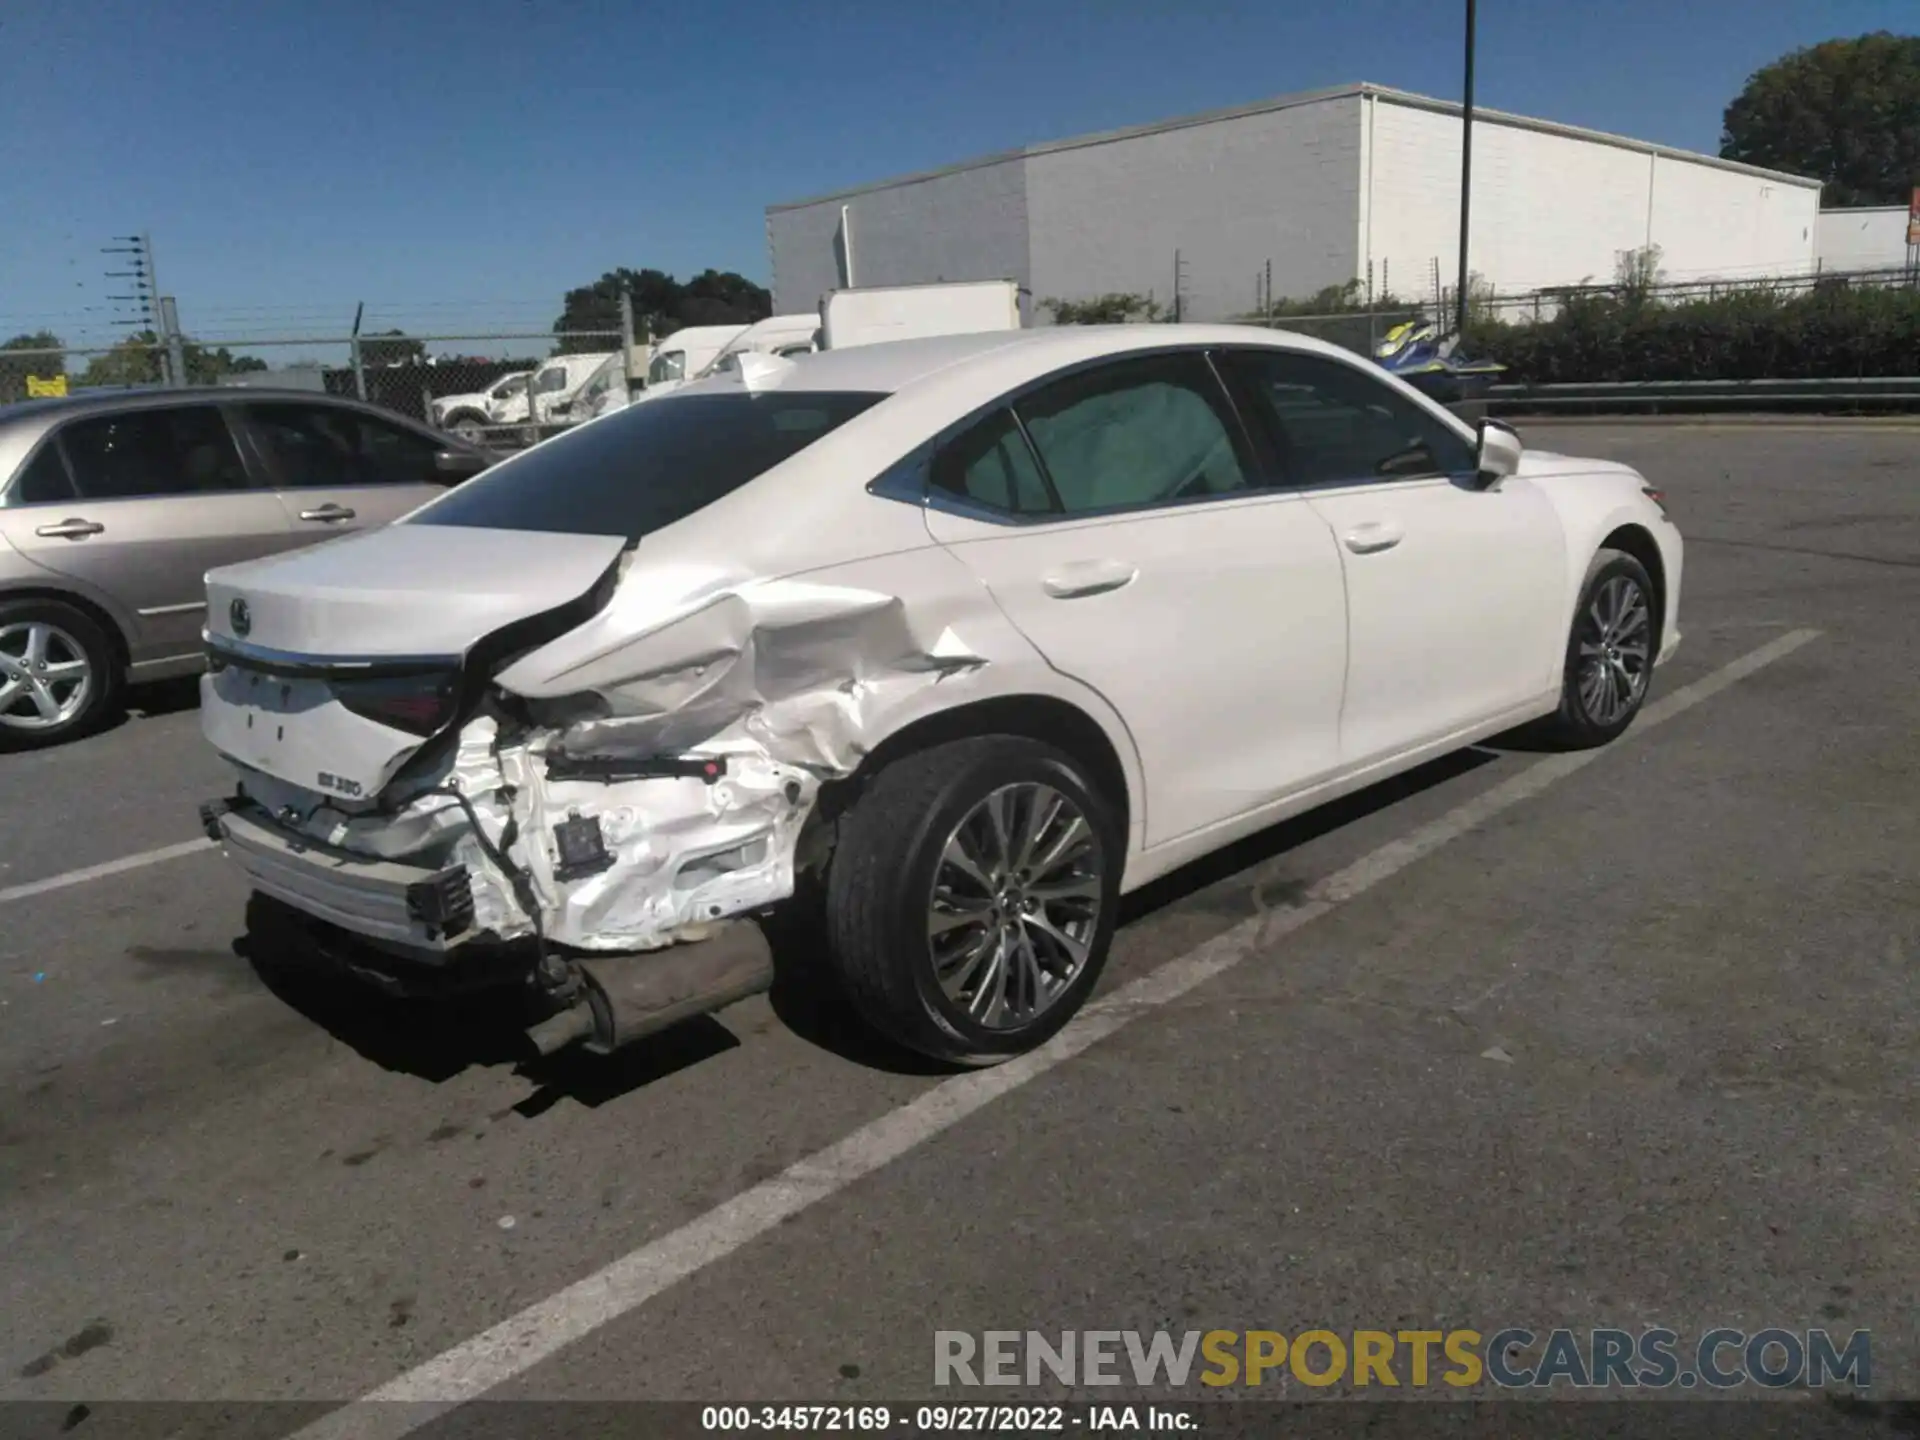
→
(1481, 376, 1920, 415)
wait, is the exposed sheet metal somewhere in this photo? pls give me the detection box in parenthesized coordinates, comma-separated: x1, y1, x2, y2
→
(228, 580, 989, 953)
(494, 580, 987, 949)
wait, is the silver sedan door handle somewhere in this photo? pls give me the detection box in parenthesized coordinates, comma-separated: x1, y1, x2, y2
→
(34, 518, 105, 539)
(1342, 522, 1404, 555)
(1042, 561, 1139, 599)
(297, 504, 357, 523)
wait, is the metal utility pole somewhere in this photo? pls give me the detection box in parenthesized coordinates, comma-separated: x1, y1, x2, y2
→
(103, 232, 161, 381)
(350, 301, 367, 401)
(158, 297, 187, 389)
(1455, 0, 1478, 339)
(618, 289, 637, 405)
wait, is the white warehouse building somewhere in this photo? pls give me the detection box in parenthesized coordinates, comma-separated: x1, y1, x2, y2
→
(767, 83, 1822, 321)
(1815, 207, 1916, 272)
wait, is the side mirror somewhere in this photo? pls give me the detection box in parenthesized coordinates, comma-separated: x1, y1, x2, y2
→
(433, 448, 490, 481)
(1474, 419, 1523, 486)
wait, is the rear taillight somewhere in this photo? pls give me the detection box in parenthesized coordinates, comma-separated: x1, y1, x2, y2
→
(334, 674, 458, 736)
(1642, 484, 1668, 515)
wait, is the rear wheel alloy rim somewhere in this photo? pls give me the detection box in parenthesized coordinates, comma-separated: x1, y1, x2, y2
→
(1576, 575, 1651, 725)
(0, 621, 93, 732)
(926, 782, 1103, 1031)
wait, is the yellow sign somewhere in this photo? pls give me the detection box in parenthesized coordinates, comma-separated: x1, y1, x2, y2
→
(25, 374, 68, 398)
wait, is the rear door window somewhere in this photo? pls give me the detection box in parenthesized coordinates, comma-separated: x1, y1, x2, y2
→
(931, 409, 1055, 516)
(355, 413, 445, 486)
(1011, 353, 1251, 513)
(410, 390, 885, 540)
(59, 406, 253, 500)
(247, 403, 442, 487)
(7, 443, 76, 505)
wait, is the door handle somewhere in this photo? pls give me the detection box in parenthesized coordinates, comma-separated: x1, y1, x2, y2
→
(298, 504, 357, 523)
(1341, 522, 1404, 555)
(35, 518, 105, 539)
(1041, 561, 1138, 599)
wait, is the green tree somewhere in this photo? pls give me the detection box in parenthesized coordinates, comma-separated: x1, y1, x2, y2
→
(185, 346, 270, 383)
(1720, 32, 1920, 206)
(552, 268, 772, 352)
(79, 332, 165, 387)
(77, 332, 271, 388)
(1038, 293, 1170, 324)
(2, 331, 65, 401)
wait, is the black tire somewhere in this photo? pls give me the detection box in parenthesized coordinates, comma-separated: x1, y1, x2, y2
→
(0, 596, 123, 751)
(1539, 547, 1658, 750)
(824, 736, 1123, 1066)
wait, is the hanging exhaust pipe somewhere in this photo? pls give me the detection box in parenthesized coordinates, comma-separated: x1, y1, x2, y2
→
(524, 921, 775, 1058)
(526, 1005, 595, 1056)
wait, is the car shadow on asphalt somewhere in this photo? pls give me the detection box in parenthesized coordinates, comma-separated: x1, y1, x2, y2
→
(761, 896, 961, 1079)
(236, 742, 1511, 1097)
(762, 744, 1507, 1078)
(1116, 743, 1503, 923)
(236, 894, 742, 1106)
(123, 676, 202, 722)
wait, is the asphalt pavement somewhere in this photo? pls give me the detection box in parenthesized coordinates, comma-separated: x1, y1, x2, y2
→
(2, 422, 1915, 1428)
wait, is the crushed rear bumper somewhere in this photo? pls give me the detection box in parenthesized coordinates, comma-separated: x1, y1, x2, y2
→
(201, 798, 478, 956)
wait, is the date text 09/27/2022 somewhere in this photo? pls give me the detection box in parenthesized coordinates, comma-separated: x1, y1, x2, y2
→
(701, 1405, 1195, 1432)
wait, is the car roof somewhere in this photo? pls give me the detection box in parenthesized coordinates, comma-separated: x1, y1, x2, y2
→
(0, 385, 487, 487)
(0, 386, 388, 428)
(656, 325, 750, 348)
(674, 323, 1357, 401)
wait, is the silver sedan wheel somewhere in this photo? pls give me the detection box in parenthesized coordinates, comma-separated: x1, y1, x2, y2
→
(1576, 574, 1651, 725)
(0, 620, 94, 732)
(926, 782, 1104, 1030)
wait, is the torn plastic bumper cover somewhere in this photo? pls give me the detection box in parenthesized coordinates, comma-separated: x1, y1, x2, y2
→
(204, 579, 989, 1051)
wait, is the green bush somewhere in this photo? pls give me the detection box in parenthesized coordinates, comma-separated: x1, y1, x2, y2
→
(1466, 283, 1920, 383)
(1039, 293, 1170, 325)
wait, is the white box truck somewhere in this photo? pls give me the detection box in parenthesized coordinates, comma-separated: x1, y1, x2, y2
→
(819, 280, 1021, 350)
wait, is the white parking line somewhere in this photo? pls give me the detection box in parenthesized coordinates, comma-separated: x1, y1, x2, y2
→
(0, 837, 215, 907)
(286, 627, 1820, 1437)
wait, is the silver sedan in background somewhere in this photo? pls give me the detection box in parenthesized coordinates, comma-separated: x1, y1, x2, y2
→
(0, 388, 492, 749)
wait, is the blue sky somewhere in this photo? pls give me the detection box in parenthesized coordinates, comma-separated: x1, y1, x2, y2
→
(0, 0, 1907, 351)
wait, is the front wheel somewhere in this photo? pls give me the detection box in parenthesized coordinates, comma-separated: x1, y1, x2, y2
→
(824, 737, 1122, 1066)
(1539, 547, 1657, 749)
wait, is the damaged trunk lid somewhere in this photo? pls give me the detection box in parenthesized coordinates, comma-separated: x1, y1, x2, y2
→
(202, 525, 627, 798)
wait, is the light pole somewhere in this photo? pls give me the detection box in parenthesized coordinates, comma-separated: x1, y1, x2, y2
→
(1456, 0, 1477, 340)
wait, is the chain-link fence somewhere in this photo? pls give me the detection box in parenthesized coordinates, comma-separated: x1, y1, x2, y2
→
(0, 327, 633, 451)
(10, 261, 1916, 423)
(1216, 260, 1920, 358)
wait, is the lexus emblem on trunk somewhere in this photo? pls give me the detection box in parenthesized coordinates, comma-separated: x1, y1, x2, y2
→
(229, 598, 252, 637)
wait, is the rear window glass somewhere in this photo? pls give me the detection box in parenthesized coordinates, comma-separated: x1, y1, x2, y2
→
(8, 442, 75, 504)
(408, 390, 886, 541)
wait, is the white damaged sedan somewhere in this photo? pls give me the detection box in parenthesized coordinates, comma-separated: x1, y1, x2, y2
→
(198, 325, 1681, 1064)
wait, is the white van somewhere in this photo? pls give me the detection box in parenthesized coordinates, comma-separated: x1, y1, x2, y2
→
(570, 347, 649, 423)
(699, 314, 823, 377)
(640, 325, 750, 400)
(488, 352, 617, 426)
